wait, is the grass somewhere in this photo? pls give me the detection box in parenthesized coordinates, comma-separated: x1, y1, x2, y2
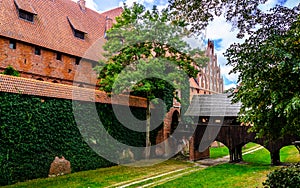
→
(209, 145, 229, 159)
(3, 144, 299, 188)
(280, 145, 300, 163)
(156, 145, 300, 188)
(3, 160, 193, 188)
(155, 163, 273, 188)
(210, 142, 258, 159)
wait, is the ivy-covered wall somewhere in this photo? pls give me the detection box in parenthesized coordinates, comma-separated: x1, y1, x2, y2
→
(0, 92, 159, 186)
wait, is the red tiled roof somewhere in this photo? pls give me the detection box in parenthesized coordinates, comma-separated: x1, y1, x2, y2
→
(67, 16, 88, 34)
(14, 0, 37, 14)
(0, 0, 122, 61)
(0, 74, 147, 108)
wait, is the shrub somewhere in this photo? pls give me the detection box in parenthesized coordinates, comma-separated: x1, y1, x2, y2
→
(1, 65, 20, 77)
(263, 163, 300, 188)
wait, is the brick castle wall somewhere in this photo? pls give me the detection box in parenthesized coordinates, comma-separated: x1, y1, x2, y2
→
(0, 37, 97, 88)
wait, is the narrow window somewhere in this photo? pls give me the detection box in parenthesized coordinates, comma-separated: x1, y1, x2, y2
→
(34, 47, 41, 55)
(56, 53, 62, 60)
(9, 40, 16, 49)
(75, 57, 81, 65)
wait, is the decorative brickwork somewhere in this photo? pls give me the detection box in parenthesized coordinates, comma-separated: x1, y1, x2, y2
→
(160, 40, 224, 160)
(190, 40, 224, 98)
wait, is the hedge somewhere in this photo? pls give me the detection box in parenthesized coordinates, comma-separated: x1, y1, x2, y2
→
(263, 163, 300, 188)
(0, 92, 160, 186)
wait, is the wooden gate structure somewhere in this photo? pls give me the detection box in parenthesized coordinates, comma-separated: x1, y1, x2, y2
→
(184, 94, 299, 165)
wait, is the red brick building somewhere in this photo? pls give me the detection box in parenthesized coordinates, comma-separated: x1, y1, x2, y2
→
(0, 0, 122, 88)
(158, 40, 224, 160)
(0, 0, 223, 160)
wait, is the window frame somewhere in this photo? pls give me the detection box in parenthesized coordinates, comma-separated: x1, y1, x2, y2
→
(34, 46, 41, 55)
(74, 29, 85, 40)
(18, 9, 34, 22)
(75, 57, 81, 65)
(56, 53, 62, 61)
(9, 40, 16, 49)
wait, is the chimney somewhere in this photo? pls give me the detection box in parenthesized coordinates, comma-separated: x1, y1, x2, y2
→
(78, 0, 86, 11)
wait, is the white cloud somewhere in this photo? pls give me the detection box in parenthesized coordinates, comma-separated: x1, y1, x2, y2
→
(118, 0, 167, 11)
(283, 0, 299, 8)
(206, 0, 300, 89)
(72, 0, 99, 12)
(204, 14, 244, 88)
(258, 0, 278, 12)
(119, 0, 145, 7)
(224, 83, 237, 91)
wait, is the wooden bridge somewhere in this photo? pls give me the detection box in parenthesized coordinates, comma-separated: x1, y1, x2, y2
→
(184, 94, 299, 165)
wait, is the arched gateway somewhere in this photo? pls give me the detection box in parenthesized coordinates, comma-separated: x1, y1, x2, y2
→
(184, 94, 299, 165)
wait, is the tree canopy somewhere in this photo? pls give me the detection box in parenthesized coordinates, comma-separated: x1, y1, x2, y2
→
(225, 14, 300, 139)
(98, 3, 207, 108)
(168, 0, 300, 38)
(96, 3, 207, 158)
(169, 1, 300, 140)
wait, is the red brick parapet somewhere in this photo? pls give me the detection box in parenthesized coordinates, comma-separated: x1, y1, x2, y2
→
(0, 74, 147, 108)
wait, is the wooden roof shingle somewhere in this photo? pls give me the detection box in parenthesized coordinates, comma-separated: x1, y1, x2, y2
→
(185, 94, 242, 117)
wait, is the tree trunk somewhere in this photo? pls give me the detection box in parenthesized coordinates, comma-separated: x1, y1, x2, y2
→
(271, 150, 280, 166)
(145, 99, 151, 159)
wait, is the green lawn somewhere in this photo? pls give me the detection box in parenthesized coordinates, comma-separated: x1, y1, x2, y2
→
(210, 142, 258, 159)
(209, 145, 229, 159)
(3, 145, 299, 188)
(3, 160, 194, 188)
(157, 145, 300, 188)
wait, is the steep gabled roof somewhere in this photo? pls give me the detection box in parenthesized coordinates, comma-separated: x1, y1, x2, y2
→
(185, 94, 242, 117)
(0, 0, 122, 61)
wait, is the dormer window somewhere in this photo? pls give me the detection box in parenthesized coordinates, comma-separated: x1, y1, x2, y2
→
(14, 0, 37, 23)
(19, 9, 34, 22)
(74, 30, 85, 40)
(67, 16, 87, 40)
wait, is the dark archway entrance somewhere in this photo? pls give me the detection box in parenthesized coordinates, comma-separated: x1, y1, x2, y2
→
(170, 110, 179, 135)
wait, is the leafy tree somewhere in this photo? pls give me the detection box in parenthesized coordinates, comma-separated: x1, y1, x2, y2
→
(168, 0, 300, 38)
(225, 15, 300, 140)
(97, 3, 207, 159)
(169, 1, 300, 141)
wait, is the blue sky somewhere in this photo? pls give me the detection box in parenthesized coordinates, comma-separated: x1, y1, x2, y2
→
(78, 0, 299, 90)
